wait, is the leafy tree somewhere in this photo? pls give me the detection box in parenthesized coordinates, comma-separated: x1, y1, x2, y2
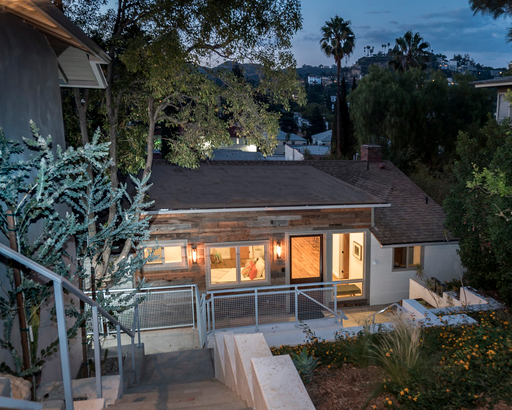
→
(279, 111, 298, 134)
(470, 0, 512, 40)
(444, 119, 512, 304)
(63, 0, 305, 178)
(348, 65, 493, 171)
(0, 124, 151, 383)
(389, 31, 431, 72)
(306, 105, 326, 138)
(320, 15, 355, 157)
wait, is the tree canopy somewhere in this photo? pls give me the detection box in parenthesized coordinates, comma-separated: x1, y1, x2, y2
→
(470, 0, 512, 41)
(444, 119, 512, 304)
(348, 65, 494, 171)
(63, 0, 305, 177)
(389, 31, 431, 72)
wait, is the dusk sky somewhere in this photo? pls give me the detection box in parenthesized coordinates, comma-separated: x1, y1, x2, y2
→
(293, 0, 512, 69)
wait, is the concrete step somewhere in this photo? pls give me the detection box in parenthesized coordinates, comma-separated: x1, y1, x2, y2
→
(109, 402, 251, 410)
(124, 378, 222, 395)
(109, 379, 250, 409)
(139, 349, 215, 386)
(119, 386, 240, 404)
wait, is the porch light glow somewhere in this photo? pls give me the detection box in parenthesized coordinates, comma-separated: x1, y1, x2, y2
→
(276, 241, 282, 259)
(192, 246, 197, 264)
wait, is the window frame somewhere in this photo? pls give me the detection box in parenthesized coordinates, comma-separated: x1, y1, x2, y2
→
(392, 245, 424, 271)
(206, 240, 271, 289)
(142, 239, 188, 271)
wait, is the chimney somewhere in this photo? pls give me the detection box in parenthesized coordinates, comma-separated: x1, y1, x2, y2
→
(361, 145, 382, 162)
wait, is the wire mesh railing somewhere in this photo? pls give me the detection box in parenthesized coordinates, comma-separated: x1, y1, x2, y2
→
(206, 282, 348, 334)
(86, 285, 198, 335)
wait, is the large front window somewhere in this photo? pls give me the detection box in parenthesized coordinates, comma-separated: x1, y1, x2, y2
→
(206, 241, 269, 288)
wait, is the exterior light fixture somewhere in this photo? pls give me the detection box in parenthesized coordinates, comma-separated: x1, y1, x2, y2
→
(192, 245, 197, 264)
(276, 241, 282, 259)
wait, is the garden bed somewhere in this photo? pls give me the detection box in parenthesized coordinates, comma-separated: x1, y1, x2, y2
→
(273, 310, 512, 409)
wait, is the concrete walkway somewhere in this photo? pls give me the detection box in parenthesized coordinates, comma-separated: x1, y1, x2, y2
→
(101, 304, 394, 353)
(206, 303, 395, 347)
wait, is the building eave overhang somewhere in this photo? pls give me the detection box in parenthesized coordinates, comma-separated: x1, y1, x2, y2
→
(1, 0, 110, 89)
(144, 203, 391, 216)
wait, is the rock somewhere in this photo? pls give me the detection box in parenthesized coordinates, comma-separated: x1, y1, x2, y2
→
(0, 373, 31, 400)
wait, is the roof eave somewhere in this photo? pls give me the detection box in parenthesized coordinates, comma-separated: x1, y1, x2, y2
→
(145, 203, 391, 215)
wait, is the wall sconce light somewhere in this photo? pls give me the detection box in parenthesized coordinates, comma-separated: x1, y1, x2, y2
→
(276, 241, 282, 259)
(192, 245, 197, 264)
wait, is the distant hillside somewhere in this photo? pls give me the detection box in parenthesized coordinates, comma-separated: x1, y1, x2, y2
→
(211, 61, 262, 83)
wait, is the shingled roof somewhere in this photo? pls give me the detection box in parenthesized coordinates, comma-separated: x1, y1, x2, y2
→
(149, 159, 455, 246)
(305, 160, 454, 246)
(149, 162, 386, 210)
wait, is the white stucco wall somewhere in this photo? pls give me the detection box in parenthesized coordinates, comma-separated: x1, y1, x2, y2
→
(368, 235, 464, 306)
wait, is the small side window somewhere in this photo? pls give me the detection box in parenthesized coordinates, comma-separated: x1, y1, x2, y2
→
(393, 246, 423, 270)
(143, 240, 188, 270)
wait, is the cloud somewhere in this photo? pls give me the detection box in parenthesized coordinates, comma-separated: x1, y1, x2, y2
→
(366, 11, 392, 15)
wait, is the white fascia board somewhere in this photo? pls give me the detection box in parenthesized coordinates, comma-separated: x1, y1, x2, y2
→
(379, 240, 459, 248)
(144, 203, 391, 216)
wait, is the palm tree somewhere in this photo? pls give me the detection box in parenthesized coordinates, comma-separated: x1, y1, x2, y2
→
(320, 15, 355, 157)
(389, 31, 431, 72)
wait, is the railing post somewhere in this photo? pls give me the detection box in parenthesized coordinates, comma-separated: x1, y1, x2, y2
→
(54, 281, 74, 410)
(116, 324, 123, 396)
(294, 286, 299, 327)
(211, 295, 216, 334)
(254, 289, 259, 332)
(333, 283, 338, 320)
(207, 298, 211, 333)
(191, 286, 196, 329)
(91, 306, 103, 399)
(136, 302, 141, 347)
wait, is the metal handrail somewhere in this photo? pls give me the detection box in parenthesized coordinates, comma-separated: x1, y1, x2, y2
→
(0, 242, 140, 410)
(367, 303, 404, 324)
(206, 281, 349, 334)
(206, 280, 363, 296)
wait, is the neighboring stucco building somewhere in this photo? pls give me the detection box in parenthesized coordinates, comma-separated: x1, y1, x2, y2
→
(473, 76, 512, 121)
(0, 0, 109, 385)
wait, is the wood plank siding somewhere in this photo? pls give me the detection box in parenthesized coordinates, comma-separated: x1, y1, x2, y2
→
(138, 207, 372, 291)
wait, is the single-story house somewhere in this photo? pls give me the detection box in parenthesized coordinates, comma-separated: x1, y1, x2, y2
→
(290, 145, 330, 159)
(274, 130, 307, 155)
(473, 76, 512, 121)
(311, 130, 332, 146)
(140, 146, 463, 306)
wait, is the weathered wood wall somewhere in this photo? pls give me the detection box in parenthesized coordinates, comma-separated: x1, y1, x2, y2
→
(138, 207, 372, 291)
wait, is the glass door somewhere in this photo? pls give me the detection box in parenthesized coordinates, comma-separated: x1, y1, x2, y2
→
(290, 235, 323, 284)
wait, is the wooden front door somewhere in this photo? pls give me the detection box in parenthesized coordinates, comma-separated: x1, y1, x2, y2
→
(290, 235, 323, 284)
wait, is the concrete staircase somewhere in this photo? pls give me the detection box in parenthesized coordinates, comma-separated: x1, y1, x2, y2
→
(107, 349, 250, 410)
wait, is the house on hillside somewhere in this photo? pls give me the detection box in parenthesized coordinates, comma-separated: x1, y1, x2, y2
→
(311, 130, 332, 147)
(139, 146, 463, 306)
(273, 130, 307, 155)
(473, 76, 512, 121)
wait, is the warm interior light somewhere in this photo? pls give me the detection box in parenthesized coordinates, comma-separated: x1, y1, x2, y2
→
(276, 241, 282, 259)
(192, 246, 197, 264)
